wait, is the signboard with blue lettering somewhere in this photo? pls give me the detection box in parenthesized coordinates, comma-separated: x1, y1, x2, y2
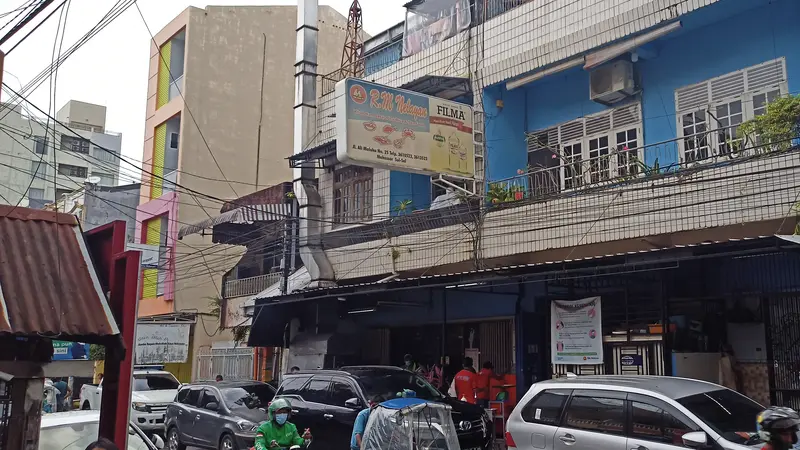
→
(52, 341, 89, 360)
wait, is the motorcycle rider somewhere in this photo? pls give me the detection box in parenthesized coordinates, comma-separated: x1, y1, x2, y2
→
(757, 406, 800, 450)
(254, 398, 312, 449)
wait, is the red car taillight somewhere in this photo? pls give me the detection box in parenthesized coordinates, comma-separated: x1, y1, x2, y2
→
(505, 431, 517, 449)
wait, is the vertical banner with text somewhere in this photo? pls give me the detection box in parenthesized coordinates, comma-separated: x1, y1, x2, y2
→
(551, 297, 603, 365)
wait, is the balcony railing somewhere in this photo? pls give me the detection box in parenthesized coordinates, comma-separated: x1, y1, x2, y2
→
(474, 0, 534, 24)
(168, 75, 184, 102)
(223, 272, 282, 299)
(490, 125, 800, 205)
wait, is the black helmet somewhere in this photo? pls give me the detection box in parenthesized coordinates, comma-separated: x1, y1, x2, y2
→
(757, 407, 800, 441)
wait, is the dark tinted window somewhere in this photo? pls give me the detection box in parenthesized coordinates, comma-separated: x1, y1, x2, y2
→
(201, 389, 220, 409)
(302, 378, 331, 404)
(521, 389, 571, 425)
(182, 389, 201, 406)
(354, 371, 443, 402)
(564, 396, 625, 435)
(631, 401, 697, 444)
(176, 388, 189, 403)
(677, 389, 762, 445)
(132, 374, 180, 391)
(330, 380, 358, 407)
(222, 384, 275, 409)
(278, 376, 311, 396)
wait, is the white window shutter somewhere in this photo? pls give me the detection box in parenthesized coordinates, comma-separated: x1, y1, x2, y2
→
(746, 58, 786, 91)
(710, 71, 745, 102)
(585, 113, 611, 137)
(676, 82, 709, 113)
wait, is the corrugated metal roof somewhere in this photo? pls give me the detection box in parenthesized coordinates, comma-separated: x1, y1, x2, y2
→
(0, 205, 119, 338)
(178, 203, 291, 239)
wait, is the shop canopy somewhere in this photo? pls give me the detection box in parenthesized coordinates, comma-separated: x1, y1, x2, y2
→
(178, 203, 292, 239)
(0, 205, 119, 341)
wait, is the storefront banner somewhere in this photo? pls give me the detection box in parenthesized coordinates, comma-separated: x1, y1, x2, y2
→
(52, 341, 89, 360)
(335, 78, 475, 177)
(551, 297, 603, 365)
(135, 323, 190, 364)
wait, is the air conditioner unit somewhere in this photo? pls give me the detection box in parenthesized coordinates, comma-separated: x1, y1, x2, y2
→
(589, 60, 635, 105)
(169, 132, 179, 149)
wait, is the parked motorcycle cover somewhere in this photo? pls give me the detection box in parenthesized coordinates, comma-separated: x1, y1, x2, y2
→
(361, 398, 461, 450)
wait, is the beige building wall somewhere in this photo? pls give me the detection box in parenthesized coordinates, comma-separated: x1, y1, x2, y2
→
(171, 6, 351, 367)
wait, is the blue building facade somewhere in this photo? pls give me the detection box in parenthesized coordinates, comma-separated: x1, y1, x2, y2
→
(484, 0, 799, 183)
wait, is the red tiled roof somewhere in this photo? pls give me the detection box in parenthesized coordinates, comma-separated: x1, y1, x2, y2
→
(0, 205, 119, 339)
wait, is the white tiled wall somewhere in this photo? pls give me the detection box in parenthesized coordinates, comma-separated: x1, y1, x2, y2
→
(473, 0, 719, 86)
(327, 152, 800, 280)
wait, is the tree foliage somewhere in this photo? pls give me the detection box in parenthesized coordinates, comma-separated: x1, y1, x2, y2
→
(740, 94, 800, 152)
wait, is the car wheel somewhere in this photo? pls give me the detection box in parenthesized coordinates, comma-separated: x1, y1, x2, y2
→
(167, 427, 186, 450)
(219, 433, 238, 450)
(81, 402, 91, 410)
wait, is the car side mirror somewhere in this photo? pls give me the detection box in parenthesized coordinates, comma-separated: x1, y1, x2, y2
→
(682, 431, 708, 448)
(344, 398, 361, 409)
(205, 402, 219, 411)
(151, 434, 165, 449)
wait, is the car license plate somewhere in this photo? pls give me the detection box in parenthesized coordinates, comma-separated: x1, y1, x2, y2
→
(464, 447, 481, 450)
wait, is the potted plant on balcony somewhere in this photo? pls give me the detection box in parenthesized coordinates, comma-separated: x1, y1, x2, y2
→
(488, 183, 512, 204)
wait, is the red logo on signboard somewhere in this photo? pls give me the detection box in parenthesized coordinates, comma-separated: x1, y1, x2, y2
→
(349, 84, 367, 104)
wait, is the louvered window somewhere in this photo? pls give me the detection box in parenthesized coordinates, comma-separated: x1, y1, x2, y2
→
(675, 58, 787, 163)
(526, 102, 643, 193)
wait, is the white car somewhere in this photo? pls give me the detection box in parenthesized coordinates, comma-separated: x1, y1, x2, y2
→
(506, 375, 764, 450)
(80, 370, 181, 433)
(39, 410, 165, 450)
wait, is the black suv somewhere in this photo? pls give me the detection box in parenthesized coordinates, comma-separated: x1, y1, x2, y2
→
(275, 366, 493, 450)
(165, 380, 276, 450)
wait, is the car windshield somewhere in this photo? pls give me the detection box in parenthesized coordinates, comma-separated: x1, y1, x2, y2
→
(39, 422, 151, 450)
(222, 384, 275, 409)
(132, 374, 180, 391)
(677, 388, 763, 444)
(355, 371, 444, 401)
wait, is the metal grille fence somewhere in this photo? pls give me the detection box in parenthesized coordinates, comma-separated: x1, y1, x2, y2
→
(0, 380, 11, 449)
(196, 347, 255, 381)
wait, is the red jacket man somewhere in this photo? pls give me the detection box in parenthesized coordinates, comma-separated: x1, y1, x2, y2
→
(453, 357, 478, 404)
(476, 361, 495, 408)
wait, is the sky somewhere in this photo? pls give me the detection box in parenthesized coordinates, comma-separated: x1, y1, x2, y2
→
(1, 0, 407, 182)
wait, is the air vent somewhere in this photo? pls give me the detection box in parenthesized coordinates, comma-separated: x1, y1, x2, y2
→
(590, 60, 636, 105)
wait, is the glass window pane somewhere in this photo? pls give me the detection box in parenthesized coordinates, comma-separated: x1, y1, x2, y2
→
(520, 389, 571, 426)
(564, 396, 625, 435)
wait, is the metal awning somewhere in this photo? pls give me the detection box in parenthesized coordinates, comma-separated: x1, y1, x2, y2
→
(0, 205, 119, 340)
(288, 140, 338, 167)
(400, 75, 471, 100)
(249, 235, 797, 304)
(178, 203, 292, 239)
(243, 267, 311, 316)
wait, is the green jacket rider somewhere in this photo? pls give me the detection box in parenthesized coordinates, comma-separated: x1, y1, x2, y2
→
(254, 398, 312, 449)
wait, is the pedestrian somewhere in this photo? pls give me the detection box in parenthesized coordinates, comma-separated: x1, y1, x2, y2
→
(351, 396, 382, 450)
(476, 361, 495, 408)
(85, 438, 119, 450)
(52, 378, 70, 412)
(254, 398, 312, 450)
(290, 366, 300, 373)
(215, 374, 223, 382)
(450, 357, 477, 404)
(402, 354, 420, 372)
